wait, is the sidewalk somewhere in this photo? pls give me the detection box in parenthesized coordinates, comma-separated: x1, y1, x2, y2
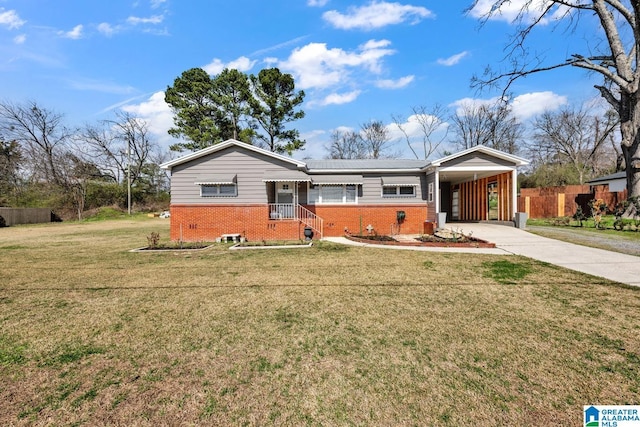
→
(324, 224, 640, 287)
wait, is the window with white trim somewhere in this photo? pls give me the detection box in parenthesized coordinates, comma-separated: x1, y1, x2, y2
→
(428, 182, 434, 202)
(308, 184, 358, 204)
(200, 184, 237, 197)
(382, 185, 416, 198)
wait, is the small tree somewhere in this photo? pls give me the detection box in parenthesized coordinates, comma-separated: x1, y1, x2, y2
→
(588, 199, 608, 229)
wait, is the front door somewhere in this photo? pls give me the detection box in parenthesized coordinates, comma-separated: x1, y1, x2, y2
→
(276, 182, 295, 218)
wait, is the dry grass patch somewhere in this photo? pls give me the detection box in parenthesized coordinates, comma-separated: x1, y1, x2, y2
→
(0, 219, 639, 426)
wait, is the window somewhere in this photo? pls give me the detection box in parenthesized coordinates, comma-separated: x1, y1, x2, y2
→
(382, 185, 416, 197)
(201, 184, 237, 197)
(428, 183, 434, 202)
(308, 184, 358, 204)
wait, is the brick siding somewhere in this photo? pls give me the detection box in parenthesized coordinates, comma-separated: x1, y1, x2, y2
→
(169, 204, 428, 241)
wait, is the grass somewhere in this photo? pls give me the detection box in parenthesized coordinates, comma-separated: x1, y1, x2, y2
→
(0, 219, 639, 425)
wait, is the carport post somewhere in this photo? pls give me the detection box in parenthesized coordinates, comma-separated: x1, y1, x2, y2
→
(434, 170, 440, 215)
(512, 169, 518, 221)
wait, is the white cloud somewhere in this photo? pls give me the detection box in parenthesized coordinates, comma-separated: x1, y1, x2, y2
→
(13, 34, 26, 44)
(307, 0, 329, 6)
(97, 22, 118, 36)
(127, 15, 164, 25)
(68, 78, 136, 95)
(437, 51, 468, 66)
(202, 56, 257, 75)
(387, 113, 448, 141)
(59, 24, 83, 39)
(316, 90, 362, 106)
(122, 91, 176, 149)
(250, 35, 310, 57)
(375, 75, 414, 89)
(294, 129, 328, 160)
(279, 39, 395, 90)
(0, 9, 25, 29)
(150, 0, 167, 9)
(323, 1, 433, 30)
(469, 0, 574, 24)
(450, 91, 567, 120)
(511, 91, 567, 119)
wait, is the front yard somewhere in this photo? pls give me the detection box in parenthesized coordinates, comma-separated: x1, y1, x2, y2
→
(0, 219, 638, 425)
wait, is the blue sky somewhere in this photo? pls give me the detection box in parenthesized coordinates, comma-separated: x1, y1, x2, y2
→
(0, 0, 603, 159)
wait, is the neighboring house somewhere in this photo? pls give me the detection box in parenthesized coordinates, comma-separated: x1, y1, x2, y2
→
(587, 171, 628, 209)
(587, 171, 626, 192)
(160, 139, 528, 241)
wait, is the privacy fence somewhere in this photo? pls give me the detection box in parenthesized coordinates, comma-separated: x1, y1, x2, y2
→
(517, 185, 628, 218)
(0, 208, 53, 226)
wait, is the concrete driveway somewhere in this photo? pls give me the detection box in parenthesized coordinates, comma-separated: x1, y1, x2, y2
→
(458, 222, 640, 287)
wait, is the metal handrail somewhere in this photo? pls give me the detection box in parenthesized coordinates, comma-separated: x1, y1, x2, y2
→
(297, 204, 323, 239)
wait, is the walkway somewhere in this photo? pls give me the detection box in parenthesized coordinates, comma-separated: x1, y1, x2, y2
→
(324, 223, 640, 287)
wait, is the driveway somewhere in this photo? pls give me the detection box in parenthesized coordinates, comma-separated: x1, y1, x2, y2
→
(458, 222, 640, 287)
(325, 223, 640, 287)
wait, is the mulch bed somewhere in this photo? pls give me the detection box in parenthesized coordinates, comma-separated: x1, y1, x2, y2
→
(346, 234, 496, 248)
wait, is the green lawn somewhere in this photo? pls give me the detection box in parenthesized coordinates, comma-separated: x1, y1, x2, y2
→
(0, 219, 638, 426)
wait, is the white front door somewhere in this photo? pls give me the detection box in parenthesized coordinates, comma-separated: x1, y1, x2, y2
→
(276, 182, 295, 218)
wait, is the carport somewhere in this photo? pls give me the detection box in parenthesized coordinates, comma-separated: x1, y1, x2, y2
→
(424, 146, 529, 223)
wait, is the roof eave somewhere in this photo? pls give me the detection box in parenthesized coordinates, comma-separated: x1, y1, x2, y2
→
(430, 145, 529, 167)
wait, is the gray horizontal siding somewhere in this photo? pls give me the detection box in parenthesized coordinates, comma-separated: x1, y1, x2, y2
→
(441, 152, 515, 168)
(170, 147, 301, 204)
(170, 146, 429, 206)
(359, 173, 427, 204)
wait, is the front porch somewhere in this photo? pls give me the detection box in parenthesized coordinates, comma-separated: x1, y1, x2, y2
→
(268, 203, 324, 239)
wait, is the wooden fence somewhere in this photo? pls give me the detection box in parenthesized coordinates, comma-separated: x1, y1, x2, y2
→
(0, 208, 53, 226)
(517, 185, 628, 218)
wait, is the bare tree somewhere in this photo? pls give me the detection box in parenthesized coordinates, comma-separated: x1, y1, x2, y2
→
(360, 120, 392, 159)
(450, 100, 522, 154)
(530, 105, 619, 184)
(391, 104, 449, 159)
(327, 129, 367, 159)
(0, 101, 73, 186)
(79, 111, 154, 185)
(468, 0, 640, 197)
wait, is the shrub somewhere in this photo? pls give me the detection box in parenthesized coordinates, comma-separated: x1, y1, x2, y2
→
(0, 215, 6, 227)
(589, 199, 608, 229)
(573, 206, 586, 227)
(147, 232, 161, 249)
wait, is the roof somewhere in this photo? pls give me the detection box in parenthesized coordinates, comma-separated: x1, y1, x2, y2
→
(587, 171, 625, 184)
(160, 139, 306, 170)
(430, 145, 529, 167)
(161, 139, 530, 174)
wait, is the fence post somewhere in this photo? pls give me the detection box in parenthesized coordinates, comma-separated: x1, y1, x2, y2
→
(557, 193, 565, 217)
